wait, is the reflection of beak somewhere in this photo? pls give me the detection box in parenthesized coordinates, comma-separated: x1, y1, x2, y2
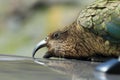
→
(32, 40, 47, 59)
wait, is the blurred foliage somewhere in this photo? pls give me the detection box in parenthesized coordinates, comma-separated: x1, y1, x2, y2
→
(0, 0, 95, 57)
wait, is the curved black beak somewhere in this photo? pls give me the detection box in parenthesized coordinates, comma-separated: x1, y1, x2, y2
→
(32, 40, 47, 59)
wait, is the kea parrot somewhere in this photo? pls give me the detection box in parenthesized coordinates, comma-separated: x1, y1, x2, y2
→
(32, 0, 120, 61)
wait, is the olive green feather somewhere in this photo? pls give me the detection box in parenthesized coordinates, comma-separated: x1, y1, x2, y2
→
(77, 0, 120, 43)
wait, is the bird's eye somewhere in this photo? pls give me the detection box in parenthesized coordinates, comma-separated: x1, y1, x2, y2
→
(53, 32, 61, 39)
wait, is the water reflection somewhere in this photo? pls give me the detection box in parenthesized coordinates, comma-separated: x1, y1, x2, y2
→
(0, 55, 70, 80)
(35, 59, 120, 80)
(35, 59, 99, 80)
(0, 55, 120, 80)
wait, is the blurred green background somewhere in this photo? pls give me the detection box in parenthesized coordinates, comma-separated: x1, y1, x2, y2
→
(0, 0, 95, 57)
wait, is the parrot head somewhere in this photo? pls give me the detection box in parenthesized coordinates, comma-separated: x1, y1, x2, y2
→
(32, 22, 109, 60)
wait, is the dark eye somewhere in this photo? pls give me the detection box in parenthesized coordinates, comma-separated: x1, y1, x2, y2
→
(53, 32, 61, 39)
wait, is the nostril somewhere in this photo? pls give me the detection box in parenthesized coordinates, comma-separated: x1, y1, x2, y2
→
(45, 37, 49, 40)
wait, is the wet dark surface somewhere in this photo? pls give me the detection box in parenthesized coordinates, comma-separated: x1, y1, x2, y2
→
(0, 55, 119, 80)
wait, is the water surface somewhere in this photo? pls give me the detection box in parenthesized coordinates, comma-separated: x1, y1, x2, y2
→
(0, 55, 119, 80)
